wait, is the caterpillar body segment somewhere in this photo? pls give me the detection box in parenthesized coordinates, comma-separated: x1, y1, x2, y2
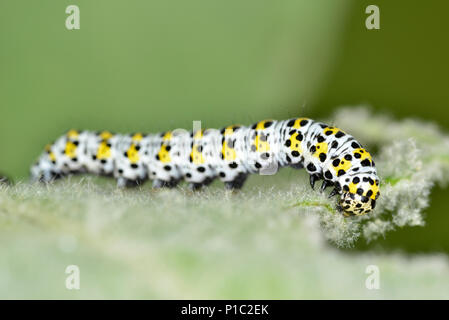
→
(31, 118, 380, 216)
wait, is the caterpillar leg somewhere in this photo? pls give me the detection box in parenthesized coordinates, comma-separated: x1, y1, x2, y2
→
(224, 173, 248, 190)
(32, 169, 64, 183)
(188, 182, 203, 190)
(309, 174, 321, 190)
(289, 162, 304, 169)
(188, 177, 215, 191)
(309, 174, 335, 194)
(117, 177, 145, 188)
(152, 178, 179, 189)
(320, 180, 333, 191)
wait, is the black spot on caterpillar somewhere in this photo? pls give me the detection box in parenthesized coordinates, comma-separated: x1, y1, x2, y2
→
(31, 118, 380, 216)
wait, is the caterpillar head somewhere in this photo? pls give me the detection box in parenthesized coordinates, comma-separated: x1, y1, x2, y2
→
(339, 192, 375, 216)
(338, 173, 380, 216)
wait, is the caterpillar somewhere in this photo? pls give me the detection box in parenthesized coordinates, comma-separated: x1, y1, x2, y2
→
(0, 174, 11, 185)
(31, 118, 380, 216)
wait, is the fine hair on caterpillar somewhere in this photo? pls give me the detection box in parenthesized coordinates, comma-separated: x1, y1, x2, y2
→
(31, 118, 380, 216)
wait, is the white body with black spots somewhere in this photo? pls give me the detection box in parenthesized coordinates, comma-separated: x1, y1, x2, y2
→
(31, 118, 380, 216)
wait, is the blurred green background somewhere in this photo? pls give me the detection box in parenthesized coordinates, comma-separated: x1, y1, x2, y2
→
(1, 0, 448, 253)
